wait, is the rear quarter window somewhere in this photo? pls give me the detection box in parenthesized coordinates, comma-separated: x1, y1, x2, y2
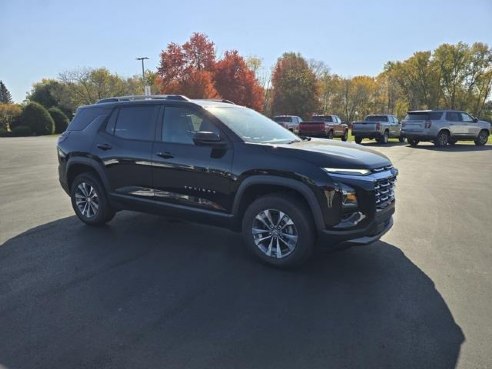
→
(405, 112, 443, 121)
(68, 107, 111, 131)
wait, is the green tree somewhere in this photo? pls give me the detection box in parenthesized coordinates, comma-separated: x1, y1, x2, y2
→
(58, 67, 128, 108)
(0, 81, 13, 104)
(20, 102, 55, 135)
(48, 107, 69, 134)
(27, 79, 63, 108)
(271, 52, 319, 119)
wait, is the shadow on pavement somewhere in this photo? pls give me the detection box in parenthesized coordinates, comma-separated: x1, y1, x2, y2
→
(405, 143, 492, 152)
(0, 212, 464, 369)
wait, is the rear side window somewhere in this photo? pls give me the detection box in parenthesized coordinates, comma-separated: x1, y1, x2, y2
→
(366, 115, 388, 122)
(313, 115, 332, 122)
(273, 116, 292, 123)
(405, 112, 443, 121)
(111, 106, 158, 141)
(68, 107, 110, 131)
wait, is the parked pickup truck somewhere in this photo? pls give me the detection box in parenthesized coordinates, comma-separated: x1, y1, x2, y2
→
(273, 115, 303, 133)
(299, 115, 348, 140)
(352, 115, 404, 144)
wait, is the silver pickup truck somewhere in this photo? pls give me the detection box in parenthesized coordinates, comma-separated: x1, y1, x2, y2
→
(352, 115, 404, 144)
(401, 110, 490, 147)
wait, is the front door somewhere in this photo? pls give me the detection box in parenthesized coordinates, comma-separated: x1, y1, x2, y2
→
(151, 105, 234, 213)
(460, 112, 480, 137)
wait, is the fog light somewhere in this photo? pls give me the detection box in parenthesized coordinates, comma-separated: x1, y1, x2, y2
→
(341, 184, 358, 209)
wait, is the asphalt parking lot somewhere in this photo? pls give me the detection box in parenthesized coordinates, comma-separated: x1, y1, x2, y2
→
(0, 136, 491, 369)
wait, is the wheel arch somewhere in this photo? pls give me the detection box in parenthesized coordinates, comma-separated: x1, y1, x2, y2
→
(67, 157, 110, 193)
(232, 176, 325, 231)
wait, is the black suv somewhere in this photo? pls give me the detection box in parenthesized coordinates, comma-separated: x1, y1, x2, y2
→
(58, 95, 398, 267)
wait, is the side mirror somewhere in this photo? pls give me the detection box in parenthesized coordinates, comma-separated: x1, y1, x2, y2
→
(193, 131, 226, 147)
(473, 118, 478, 123)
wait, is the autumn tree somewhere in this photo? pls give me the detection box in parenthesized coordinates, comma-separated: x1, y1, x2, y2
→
(157, 33, 218, 98)
(214, 50, 264, 110)
(0, 81, 13, 104)
(271, 52, 318, 119)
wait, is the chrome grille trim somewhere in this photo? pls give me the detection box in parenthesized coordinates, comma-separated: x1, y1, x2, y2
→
(375, 175, 396, 210)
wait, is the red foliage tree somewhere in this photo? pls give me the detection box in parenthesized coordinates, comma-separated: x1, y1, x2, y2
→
(158, 33, 218, 98)
(214, 50, 264, 111)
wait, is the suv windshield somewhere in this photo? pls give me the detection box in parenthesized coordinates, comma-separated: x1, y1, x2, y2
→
(207, 106, 300, 144)
(405, 112, 443, 120)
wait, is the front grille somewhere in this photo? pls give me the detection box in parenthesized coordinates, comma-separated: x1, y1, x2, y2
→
(374, 175, 396, 210)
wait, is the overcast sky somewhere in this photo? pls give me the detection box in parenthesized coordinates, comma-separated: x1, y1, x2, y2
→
(1, 0, 491, 102)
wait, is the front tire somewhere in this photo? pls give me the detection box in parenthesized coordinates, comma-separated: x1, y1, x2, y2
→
(408, 138, 419, 147)
(474, 130, 489, 146)
(434, 131, 449, 147)
(70, 173, 115, 226)
(242, 194, 315, 268)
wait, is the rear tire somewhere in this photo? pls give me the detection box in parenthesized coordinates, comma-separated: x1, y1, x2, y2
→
(341, 130, 348, 141)
(408, 138, 419, 147)
(242, 194, 315, 268)
(448, 138, 457, 145)
(355, 137, 362, 144)
(474, 130, 489, 146)
(434, 131, 449, 147)
(70, 173, 115, 226)
(399, 136, 405, 143)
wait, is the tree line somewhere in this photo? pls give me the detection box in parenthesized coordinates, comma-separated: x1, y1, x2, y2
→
(1, 34, 491, 136)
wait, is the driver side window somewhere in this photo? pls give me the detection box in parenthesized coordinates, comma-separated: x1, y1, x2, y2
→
(461, 113, 474, 122)
(162, 107, 219, 144)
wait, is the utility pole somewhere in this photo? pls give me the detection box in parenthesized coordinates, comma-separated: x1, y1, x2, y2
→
(136, 57, 150, 95)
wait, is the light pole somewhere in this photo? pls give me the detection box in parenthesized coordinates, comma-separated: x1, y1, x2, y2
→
(136, 57, 149, 95)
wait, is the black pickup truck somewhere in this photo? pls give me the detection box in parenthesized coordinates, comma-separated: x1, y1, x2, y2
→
(58, 95, 397, 267)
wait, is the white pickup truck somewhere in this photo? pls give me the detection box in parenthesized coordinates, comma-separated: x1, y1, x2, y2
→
(352, 115, 404, 144)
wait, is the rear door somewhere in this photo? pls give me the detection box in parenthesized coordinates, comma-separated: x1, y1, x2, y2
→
(151, 105, 234, 212)
(94, 104, 158, 198)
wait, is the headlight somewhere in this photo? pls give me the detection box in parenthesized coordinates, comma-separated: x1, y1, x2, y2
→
(323, 167, 371, 176)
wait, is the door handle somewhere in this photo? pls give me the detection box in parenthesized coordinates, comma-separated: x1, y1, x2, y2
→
(156, 152, 174, 159)
(96, 143, 112, 151)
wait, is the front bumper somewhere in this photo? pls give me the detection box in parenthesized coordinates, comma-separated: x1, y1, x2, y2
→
(318, 202, 395, 248)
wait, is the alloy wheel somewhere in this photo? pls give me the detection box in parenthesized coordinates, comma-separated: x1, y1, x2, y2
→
(252, 209, 298, 259)
(75, 182, 99, 218)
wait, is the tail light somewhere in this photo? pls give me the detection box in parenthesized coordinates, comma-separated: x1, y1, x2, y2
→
(376, 123, 381, 130)
(425, 120, 432, 128)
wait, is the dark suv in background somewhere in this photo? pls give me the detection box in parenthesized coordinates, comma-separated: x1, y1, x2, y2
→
(58, 95, 398, 267)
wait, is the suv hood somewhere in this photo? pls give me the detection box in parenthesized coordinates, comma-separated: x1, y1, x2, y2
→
(275, 139, 392, 169)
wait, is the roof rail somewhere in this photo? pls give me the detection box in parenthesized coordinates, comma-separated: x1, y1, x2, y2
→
(194, 98, 236, 105)
(96, 95, 190, 104)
